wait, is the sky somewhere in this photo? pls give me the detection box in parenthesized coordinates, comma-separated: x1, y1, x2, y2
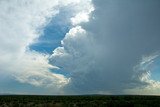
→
(0, 0, 160, 95)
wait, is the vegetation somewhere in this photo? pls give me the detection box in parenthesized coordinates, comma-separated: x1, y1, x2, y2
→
(0, 95, 160, 107)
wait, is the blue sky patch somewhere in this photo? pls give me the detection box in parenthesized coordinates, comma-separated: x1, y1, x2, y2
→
(30, 10, 72, 54)
(50, 68, 71, 77)
(150, 58, 160, 81)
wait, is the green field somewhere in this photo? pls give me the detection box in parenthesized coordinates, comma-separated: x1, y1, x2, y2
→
(0, 95, 160, 107)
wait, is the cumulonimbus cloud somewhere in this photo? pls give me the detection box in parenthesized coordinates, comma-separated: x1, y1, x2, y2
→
(50, 0, 160, 94)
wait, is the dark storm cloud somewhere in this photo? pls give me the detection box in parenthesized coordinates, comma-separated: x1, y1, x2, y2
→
(50, 0, 160, 94)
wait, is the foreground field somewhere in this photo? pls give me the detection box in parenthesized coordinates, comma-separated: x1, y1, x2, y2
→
(0, 95, 160, 107)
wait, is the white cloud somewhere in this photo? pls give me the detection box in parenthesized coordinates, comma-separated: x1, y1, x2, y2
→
(71, 12, 90, 25)
(125, 80, 160, 95)
(128, 53, 160, 95)
(12, 51, 69, 88)
(50, 26, 94, 74)
(0, 0, 94, 94)
(0, 0, 69, 93)
(70, 0, 94, 25)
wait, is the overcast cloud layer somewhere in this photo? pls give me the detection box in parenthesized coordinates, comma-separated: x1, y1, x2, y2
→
(0, 0, 160, 95)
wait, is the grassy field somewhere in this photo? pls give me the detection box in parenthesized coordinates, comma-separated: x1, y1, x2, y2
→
(0, 95, 160, 107)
